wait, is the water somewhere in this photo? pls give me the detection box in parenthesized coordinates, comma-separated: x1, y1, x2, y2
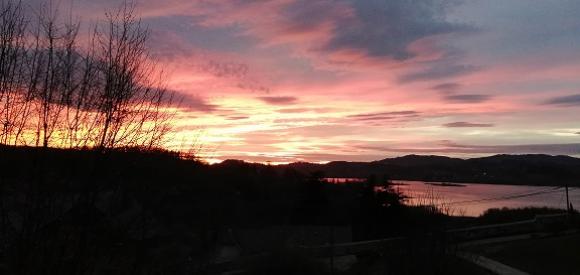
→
(325, 178, 580, 217)
(392, 180, 580, 217)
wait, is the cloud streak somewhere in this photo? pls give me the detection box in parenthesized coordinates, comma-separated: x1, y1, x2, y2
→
(400, 64, 480, 83)
(443, 122, 494, 128)
(257, 96, 298, 105)
(347, 111, 421, 122)
(172, 91, 217, 112)
(442, 93, 492, 104)
(356, 142, 580, 156)
(544, 94, 580, 107)
(431, 82, 461, 92)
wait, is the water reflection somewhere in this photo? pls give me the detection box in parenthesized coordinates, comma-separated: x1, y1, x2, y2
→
(394, 180, 580, 217)
(323, 178, 579, 217)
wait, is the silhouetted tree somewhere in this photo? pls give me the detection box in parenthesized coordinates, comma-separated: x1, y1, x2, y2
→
(93, 3, 174, 151)
(0, 0, 27, 145)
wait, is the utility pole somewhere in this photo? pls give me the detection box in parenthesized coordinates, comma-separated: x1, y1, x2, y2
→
(565, 182, 570, 214)
(329, 225, 335, 275)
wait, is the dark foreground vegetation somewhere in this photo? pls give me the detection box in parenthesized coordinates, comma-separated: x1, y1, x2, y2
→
(1, 145, 577, 274)
(0, 145, 435, 274)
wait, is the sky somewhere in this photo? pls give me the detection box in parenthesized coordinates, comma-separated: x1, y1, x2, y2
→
(32, 0, 580, 163)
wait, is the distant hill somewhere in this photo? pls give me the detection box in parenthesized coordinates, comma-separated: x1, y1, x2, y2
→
(3, 144, 577, 186)
(279, 154, 580, 186)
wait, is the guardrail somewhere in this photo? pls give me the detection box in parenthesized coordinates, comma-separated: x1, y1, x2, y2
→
(301, 213, 572, 257)
(202, 213, 575, 273)
(447, 213, 570, 242)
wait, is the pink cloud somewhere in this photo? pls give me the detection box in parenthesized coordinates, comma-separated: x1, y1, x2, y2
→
(34, 0, 580, 162)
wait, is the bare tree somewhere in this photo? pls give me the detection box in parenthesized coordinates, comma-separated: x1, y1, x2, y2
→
(93, 4, 174, 151)
(56, 22, 103, 149)
(26, 5, 82, 148)
(1, 1, 175, 150)
(0, 0, 27, 145)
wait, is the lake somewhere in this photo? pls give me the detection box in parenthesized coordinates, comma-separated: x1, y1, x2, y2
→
(392, 180, 580, 217)
(324, 178, 580, 217)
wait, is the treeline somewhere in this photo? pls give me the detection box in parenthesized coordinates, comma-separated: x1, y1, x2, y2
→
(0, 0, 173, 150)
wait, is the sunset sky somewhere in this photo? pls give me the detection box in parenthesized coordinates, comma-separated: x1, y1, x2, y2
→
(35, 0, 580, 163)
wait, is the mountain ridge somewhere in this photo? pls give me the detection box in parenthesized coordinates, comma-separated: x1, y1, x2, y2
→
(277, 154, 580, 186)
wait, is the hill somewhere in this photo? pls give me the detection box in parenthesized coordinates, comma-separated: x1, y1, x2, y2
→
(280, 154, 580, 186)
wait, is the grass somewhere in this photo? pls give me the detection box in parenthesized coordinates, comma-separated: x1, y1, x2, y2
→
(474, 233, 580, 275)
(476, 207, 570, 225)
